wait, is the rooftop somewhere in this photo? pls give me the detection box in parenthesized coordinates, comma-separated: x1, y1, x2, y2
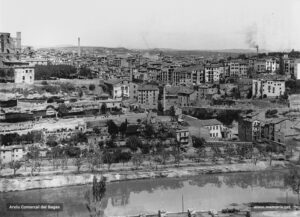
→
(138, 84, 159, 91)
(198, 119, 223, 127)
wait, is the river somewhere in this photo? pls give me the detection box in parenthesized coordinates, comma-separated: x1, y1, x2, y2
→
(0, 171, 296, 217)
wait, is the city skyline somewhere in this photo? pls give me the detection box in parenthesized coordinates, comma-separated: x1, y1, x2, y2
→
(1, 0, 299, 51)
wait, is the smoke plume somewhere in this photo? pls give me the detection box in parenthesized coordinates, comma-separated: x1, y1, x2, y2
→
(245, 24, 258, 49)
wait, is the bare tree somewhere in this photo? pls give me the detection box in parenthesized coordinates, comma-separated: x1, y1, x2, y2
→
(61, 157, 68, 171)
(9, 161, 22, 176)
(73, 156, 84, 173)
(30, 160, 41, 176)
(0, 158, 4, 176)
(132, 153, 144, 169)
(87, 152, 101, 173)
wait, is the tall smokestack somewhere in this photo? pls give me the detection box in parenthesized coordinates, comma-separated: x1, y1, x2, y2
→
(15, 32, 21, 60)
(78, 37, 81, 57)
(256, 45, 259, 57)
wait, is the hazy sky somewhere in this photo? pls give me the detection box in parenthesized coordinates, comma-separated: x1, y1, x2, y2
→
(1, 0, 300, 50)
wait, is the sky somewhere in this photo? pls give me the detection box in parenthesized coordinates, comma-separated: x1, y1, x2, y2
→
(1, 0, 300, 51)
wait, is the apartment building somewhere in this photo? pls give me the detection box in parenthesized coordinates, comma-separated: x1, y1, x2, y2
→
(228, 60, 249, 77)
(265, 58, 279, 72)
(238, 112, 262, 142)
(159, 65, 204, 86)
(204, 64, 222, 83)
(104, 79, 130, 99)
(254, 60, 266, 73)
(163, 85, 196, 110)
(252, 78, 285, 98)
(137, 84, 159, 110)
(294, 59, 300, 80)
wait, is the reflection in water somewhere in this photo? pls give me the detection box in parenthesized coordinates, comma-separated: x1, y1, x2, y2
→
(0, 171, 295, 217)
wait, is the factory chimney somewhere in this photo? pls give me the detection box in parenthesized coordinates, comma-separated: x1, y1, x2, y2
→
(78, 37, 81, 57)
(16, 32, 21, 59)
(255, 45, 259, 57)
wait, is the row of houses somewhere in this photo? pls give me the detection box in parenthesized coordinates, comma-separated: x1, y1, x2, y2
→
(238, 112, 300, 144)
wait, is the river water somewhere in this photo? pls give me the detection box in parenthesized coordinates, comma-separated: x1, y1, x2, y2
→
(0, 171, 296, 217)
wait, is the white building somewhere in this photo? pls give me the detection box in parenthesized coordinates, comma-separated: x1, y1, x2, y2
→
(265, 58, 279, 72)
(294, 59, 300, 80)
(0, 145, 24, 163)
(14, 66, 34, 84)
(104, 79, 130, 99)
(198, 119, 224, 138)
(204, 64, 222, 83)
(252, 78, 285, 98)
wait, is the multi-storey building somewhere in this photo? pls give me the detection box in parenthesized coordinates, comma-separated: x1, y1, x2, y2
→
(198, 119, 224, 139)
(159, 65, 175, 84)
(239, 61, 249, 77)
(254, 59, 266, 73)
(159, 65, 204, 86)
(238, 112, 262, 142)
(129, 82, 140, 101)
(163, 85, 196, 110)
(228, 60, 249, 77)
(294, 59, 300, 80)
(104, 79, 130, 99)
(194, 84, 218, 99)
(0, 145, 24, 163)
(204, 63, 223, 83)
(229, 61, 240, 77)
(14, 66, 35, 84)
(261, 118, 298, 144)
(252, 78, 285, 98)
(173, 127, 190, 145)
(265, 58, 279, 72)
(137, 84, 159, 110)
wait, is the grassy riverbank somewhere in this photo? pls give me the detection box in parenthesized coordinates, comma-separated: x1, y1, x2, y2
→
(0, 161, 287, 192)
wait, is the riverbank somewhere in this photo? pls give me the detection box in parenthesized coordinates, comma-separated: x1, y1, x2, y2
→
(0, 161, 287, 192)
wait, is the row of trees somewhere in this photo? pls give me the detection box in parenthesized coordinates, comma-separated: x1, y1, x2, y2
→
(35, 65, 77, 80)
(35, 65, 95, 80)
(185, 108, 242, 125)
(0, 131, 43, 146)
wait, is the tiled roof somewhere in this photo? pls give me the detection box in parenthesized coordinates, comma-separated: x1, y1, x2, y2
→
(138, 84, 159, 91)
(198, 119, 223, 127)
(165, 86, 194, 95)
